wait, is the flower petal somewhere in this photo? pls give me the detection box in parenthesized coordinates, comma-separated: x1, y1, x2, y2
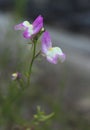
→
(22, 25, 34, 39)
(46, 47, 65, 64)
(33, 15, 43, 34)
(14, 23, 24, 30)
(23, 29, 32, 39)
(52, 47, 66, 62)
(46, 56, 58, 64)
(41, 31, 52, 54)
(14, 21, 30, 30)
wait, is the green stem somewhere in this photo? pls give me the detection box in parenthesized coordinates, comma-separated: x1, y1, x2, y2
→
(27, 40, 37, 87)
(34, 51, 41, 59)
(8, 40, 38, 104)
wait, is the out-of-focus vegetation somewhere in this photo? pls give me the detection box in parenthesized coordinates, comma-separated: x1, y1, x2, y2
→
(14, 0, 28, 18)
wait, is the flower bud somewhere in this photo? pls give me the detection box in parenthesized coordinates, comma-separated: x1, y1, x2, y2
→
(11, 72, 22, 80)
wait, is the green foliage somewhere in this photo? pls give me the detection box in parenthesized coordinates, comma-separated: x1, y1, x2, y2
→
(33, 106, 54, 123)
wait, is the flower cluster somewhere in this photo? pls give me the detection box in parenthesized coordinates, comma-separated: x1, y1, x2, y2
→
(15, 15, 65, 64)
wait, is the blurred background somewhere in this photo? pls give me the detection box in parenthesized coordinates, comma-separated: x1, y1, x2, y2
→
(0, 0, 90, 130)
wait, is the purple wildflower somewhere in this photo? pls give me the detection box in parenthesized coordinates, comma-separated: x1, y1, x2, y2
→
(41, 31, 65, 64)
(14, 15, 43, 39)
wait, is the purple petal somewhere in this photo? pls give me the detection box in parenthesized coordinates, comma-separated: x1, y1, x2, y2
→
(41, 31, 52, 54)
(33, 15, 43, 34)
(14, 21, 30, 30)
(46, 56, 58, 64)
(14, 23, 25, 30)
(58, 53, 66, 62)
(23, 29, 32, 39)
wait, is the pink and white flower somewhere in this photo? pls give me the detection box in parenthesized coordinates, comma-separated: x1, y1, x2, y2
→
(41, 31, 65, 64)
(14, 15, 43, 39)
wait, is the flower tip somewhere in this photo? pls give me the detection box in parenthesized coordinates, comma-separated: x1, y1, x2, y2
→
(38, 15, 43, 20)
(14, 23, 24, 30)
(34, 15, 43, 24)
(43, 31, 49, 36)
(14, 25, 18, 30)
(61, 53, 66, 62)
(14, 24, 22, 30)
